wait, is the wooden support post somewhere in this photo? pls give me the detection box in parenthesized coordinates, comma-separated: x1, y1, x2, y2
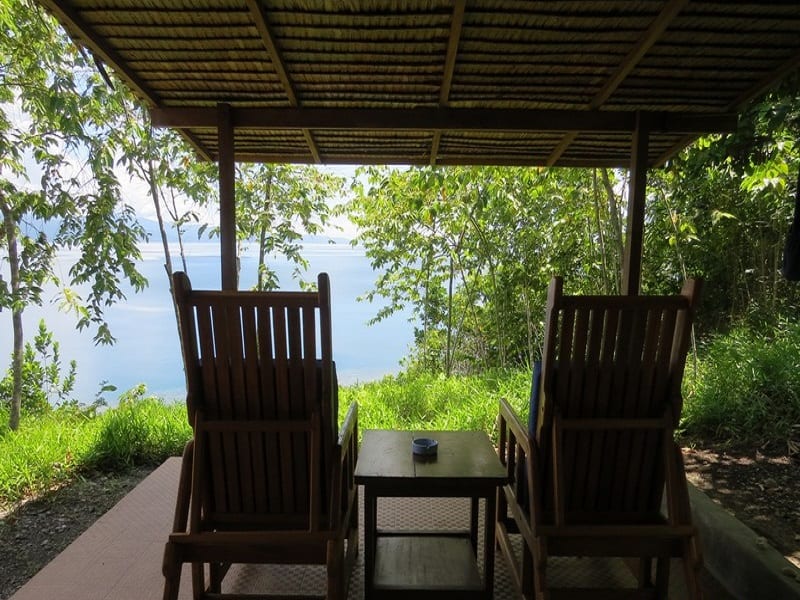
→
(218, 103, 237, 290)
(622, 112, 650, 296)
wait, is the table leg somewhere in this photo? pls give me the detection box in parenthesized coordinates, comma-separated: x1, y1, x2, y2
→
(364, 487, 377, 600)
(483, 492, 498, 599)
(470, 496, 479, 555)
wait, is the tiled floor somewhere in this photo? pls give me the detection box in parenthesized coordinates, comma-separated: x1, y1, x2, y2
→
(10, 458, 719, 599)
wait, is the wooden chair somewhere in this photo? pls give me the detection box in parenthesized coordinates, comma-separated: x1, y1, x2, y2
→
(162, 272, 358, 600)
(496, 276, 704, 599)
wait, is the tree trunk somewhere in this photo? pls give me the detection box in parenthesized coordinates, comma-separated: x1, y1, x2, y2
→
(445, 257, 453, 377)
(601, 168, 624, 293)
(1, 196, 23, 430)
(257, 175, 274, 291)
(592, 169, 612, 293)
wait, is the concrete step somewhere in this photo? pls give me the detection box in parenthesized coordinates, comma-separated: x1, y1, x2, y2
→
(690, 485, 800, 599)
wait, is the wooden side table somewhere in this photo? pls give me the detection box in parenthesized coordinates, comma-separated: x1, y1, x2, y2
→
(354, 429, 508, 600)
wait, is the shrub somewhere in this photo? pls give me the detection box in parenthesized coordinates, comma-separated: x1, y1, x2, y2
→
(339, 369, 531, 437)
(0, 320, 76, 417)
(0, 386, 190, 507)
(89, 385, 191, 470)
(682, 321, 800, 447)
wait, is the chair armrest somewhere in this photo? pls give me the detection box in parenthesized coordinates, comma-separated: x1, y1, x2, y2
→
(338, 402, 358, 449)
(172, 440, 194, 533)
(498, 399, 542, 535)
(330, 402, 358, 528)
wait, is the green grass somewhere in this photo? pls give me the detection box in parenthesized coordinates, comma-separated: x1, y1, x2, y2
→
(681, 321, 800, 447)
(2, 324, 798, 509)
(339, 368, 532, 436)
(0, 390, 190, 507)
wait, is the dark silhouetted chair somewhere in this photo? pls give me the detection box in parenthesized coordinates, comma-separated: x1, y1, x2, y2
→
(497, 276, 703, 599)
(162, 272, 358, 600)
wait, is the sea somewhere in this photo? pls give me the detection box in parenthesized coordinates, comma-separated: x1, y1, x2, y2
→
(0, 241, 415, 405)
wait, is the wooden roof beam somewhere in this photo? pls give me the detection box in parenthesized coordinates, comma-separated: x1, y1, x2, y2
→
(546, 0, 689, 166)
(431, 0, 466, 165)
(246, 0, 320, 163)
(654, 50, 799, 167)
(727, 49, 800, 113)
(229, 153, 631, 168)
(151, 107, 736, 135)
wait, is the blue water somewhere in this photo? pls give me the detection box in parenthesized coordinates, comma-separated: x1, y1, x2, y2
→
(0, 242, 415, 404)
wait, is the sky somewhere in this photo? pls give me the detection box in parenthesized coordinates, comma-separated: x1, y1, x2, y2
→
(123, 162, 362, 241)
(4, 94, 363, 242)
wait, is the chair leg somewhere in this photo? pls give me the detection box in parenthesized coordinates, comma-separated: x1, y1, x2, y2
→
(192, 563, 204, 600)
(637, 556, 653, 588)
(682, 537, 704, 600)
(517, 541, 532, 600)
(533, 540, 548, 600)
(654, 556, 671, 599)
(326, 539, 344, 600)
(162, 543, 182, 600)
(209, 562, 225, 593)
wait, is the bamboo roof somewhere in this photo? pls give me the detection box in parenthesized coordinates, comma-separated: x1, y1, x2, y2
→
(39, 1, 800, 167)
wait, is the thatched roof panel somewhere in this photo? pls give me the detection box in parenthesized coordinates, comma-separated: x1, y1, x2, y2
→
(40, 0, 800, 166)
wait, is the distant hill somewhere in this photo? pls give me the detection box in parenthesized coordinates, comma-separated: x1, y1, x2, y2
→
(138, 218, 205, 243)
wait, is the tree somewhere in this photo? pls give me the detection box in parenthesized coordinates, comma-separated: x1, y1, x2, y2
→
(346, 165, 625, 374)
(233, 163, 343, 290)
(115, 100, 218, 284)
(643, 75, 800, 331)
(0, 0, 146, 429)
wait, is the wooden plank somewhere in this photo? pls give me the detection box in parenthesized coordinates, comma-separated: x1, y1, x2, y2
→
(623, 306, 661, 511)
(373, 537, 482, 592)
(581, 306, 608, 512)
(609, 306, 648, 510)
(589, 306, 618, 513)
(242, 305, 267, 513)
(218, 103, 237, 291)
(286, 305, 308, 513)
(150, 106, 737, 134)
(256, 306, 282, 513)
(411, 431, 506, 483)
(272, 305, 295, 513)
(639, 307, 679, 511)
(301, 301, 321, 504)
(210, 300, 241, 514)
(568, 306, 592, 508)
(355, 430, 415, 481)
(195, 301, 228, 515)
(226, 302, 255, 514)
(592, 0, 690, 108)
(622, 112, 650, 295)
(438, 0, 465, 105)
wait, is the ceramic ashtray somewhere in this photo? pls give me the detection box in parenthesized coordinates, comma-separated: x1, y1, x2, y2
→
(412, 437, 438, 456)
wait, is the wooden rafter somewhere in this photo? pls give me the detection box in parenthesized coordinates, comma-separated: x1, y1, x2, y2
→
(41, 1, 216, 161)
(655, 50, 800, 167)
(431, 0, 466, 165)
(727, 49, 800, 113)
(40, 0, 157, 106)
(546, 0, 690, 166)
(246, 0, 320, 163)
(439, 0, 465, 106)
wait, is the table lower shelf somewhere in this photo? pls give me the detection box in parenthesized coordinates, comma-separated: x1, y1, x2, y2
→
(373, 535, 483, 593)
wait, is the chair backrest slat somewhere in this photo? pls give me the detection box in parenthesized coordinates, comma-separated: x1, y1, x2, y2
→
(172, 272, 336, 530)
(538, 277, 701, 522)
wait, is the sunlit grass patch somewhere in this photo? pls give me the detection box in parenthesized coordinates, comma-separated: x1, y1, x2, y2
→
(339, 368, 531, 437)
